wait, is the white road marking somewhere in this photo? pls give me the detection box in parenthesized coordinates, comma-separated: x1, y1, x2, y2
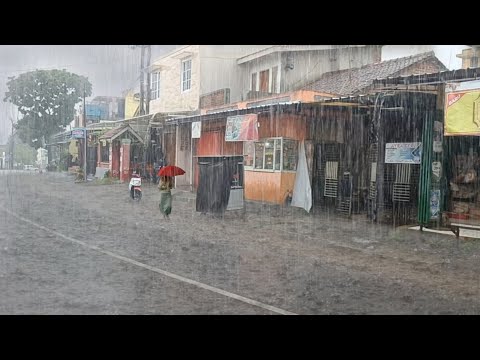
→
(2, 208, 296, 315)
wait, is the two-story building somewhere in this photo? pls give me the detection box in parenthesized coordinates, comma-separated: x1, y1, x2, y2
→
(148, 45, 383, 190)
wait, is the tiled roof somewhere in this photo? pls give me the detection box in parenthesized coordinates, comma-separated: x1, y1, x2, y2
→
(303, 51, 448, 96)
(100, 125, 127, 139)
(99, 124, 143, 143)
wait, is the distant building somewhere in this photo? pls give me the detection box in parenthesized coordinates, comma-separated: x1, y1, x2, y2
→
(83, 96, 125, 124)
(456, 46, 480, 69)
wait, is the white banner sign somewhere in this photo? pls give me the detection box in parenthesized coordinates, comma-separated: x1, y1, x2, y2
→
(192, 121, 201, 139)
(385, 142, 422, 164)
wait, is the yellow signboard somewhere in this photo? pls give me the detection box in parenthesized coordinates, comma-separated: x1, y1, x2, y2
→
(445, 83, 480, 136)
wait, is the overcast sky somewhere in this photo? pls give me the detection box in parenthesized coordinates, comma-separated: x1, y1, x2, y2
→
(0, 45, 469, 144)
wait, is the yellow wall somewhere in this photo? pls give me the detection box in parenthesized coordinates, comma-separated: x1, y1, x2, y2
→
(68, 140, 78, 161)
(125, 91, 139, 119)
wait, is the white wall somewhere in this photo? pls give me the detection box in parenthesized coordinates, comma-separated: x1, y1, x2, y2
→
(199, 45, 271, 104)
(236, 46, 381, 98)
(239, 52, 282, 98)
(149, 45, 201, 113)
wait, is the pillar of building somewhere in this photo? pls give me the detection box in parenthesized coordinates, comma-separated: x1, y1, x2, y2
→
(120, 139, 131, 182)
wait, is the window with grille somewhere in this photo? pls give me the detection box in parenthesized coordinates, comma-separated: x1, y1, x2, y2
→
(181, 59, 192, 92)
(151, 72, 160, 100)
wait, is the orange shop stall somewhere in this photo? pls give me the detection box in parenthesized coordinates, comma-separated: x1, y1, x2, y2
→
(178, 103, 306, 205)
(243, 107, 306, 205)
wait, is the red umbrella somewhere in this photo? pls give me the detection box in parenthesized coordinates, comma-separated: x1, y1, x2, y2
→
(158, 165, 186, 177)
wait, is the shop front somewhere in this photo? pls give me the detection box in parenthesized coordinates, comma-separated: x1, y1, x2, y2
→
(242, 109, 306, 205)
(310, 103, 370, 217)
(97, 125, 144, 181)
(244, 137, 299, 204)
(173, 103, 310, 207)
(441, 80, 480, 224)
(193, 117, 245, 214)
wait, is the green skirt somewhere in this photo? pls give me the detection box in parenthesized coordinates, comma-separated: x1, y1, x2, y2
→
(159, 190, 172, 215)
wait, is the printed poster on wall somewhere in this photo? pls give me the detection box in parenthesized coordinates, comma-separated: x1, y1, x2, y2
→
(225, 114, 258, 142)
(432, 161, 442, 181)
(430, 189, 440, 219)
(445, 80, 480, 136)
(192, 121, 201, 139)
(385, 142, 422, 164)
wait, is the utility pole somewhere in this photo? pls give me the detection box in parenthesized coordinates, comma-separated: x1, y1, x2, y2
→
(83, 83, 87, 181)
(145, 45, 151, 115)
(139, 45, 145, 116)
(144, 45, 152, 176)
(9, 118, 14, 170)
(129, 45, 151, 115)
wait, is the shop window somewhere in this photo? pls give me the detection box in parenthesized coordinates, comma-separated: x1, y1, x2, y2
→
(243, 141, 254, 168)
(254, 142, 264, 169)
(252, 138, 298, 171)
(275, 140, 281, 170)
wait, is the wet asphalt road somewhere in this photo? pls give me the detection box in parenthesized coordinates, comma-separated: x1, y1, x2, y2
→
(1, 171, 480, 314)
(0, 209, 273, 314)
(0, 172, 276, 314)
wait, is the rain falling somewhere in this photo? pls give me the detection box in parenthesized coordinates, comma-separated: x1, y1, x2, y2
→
(1, 45, 480, 315)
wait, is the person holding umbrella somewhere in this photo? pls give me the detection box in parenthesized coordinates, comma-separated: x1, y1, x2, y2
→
(158, 176, 174, 219)
(157, 165, 186, 220)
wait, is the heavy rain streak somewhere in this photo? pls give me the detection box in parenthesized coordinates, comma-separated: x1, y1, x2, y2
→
(2, 45, 480, 315)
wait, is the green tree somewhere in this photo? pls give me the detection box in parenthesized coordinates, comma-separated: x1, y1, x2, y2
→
(6, 135, 36, 166)
(4, 69, 92, 149)
(14, 142, 36, 166)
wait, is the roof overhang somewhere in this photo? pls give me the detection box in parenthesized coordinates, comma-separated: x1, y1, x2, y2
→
(237, 45, 371, 65)
(99, 125, 144, 144)
(372, 67, 480, 87)
(168, 102, 303, 125)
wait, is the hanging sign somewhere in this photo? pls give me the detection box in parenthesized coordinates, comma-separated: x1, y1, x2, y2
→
(192, 121, 201, 139)
(445, 80, 480, 136)
(433, 141, 443, 153)
(385, 142, 422, 164)
(71, 128, 85, 139)
(225, 114, 258, 141)
(430, 189, 440, 219)
(432, 161, 442, 180)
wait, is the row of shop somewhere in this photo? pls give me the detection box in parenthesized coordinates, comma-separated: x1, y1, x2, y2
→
(48, 67, 480, 228)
